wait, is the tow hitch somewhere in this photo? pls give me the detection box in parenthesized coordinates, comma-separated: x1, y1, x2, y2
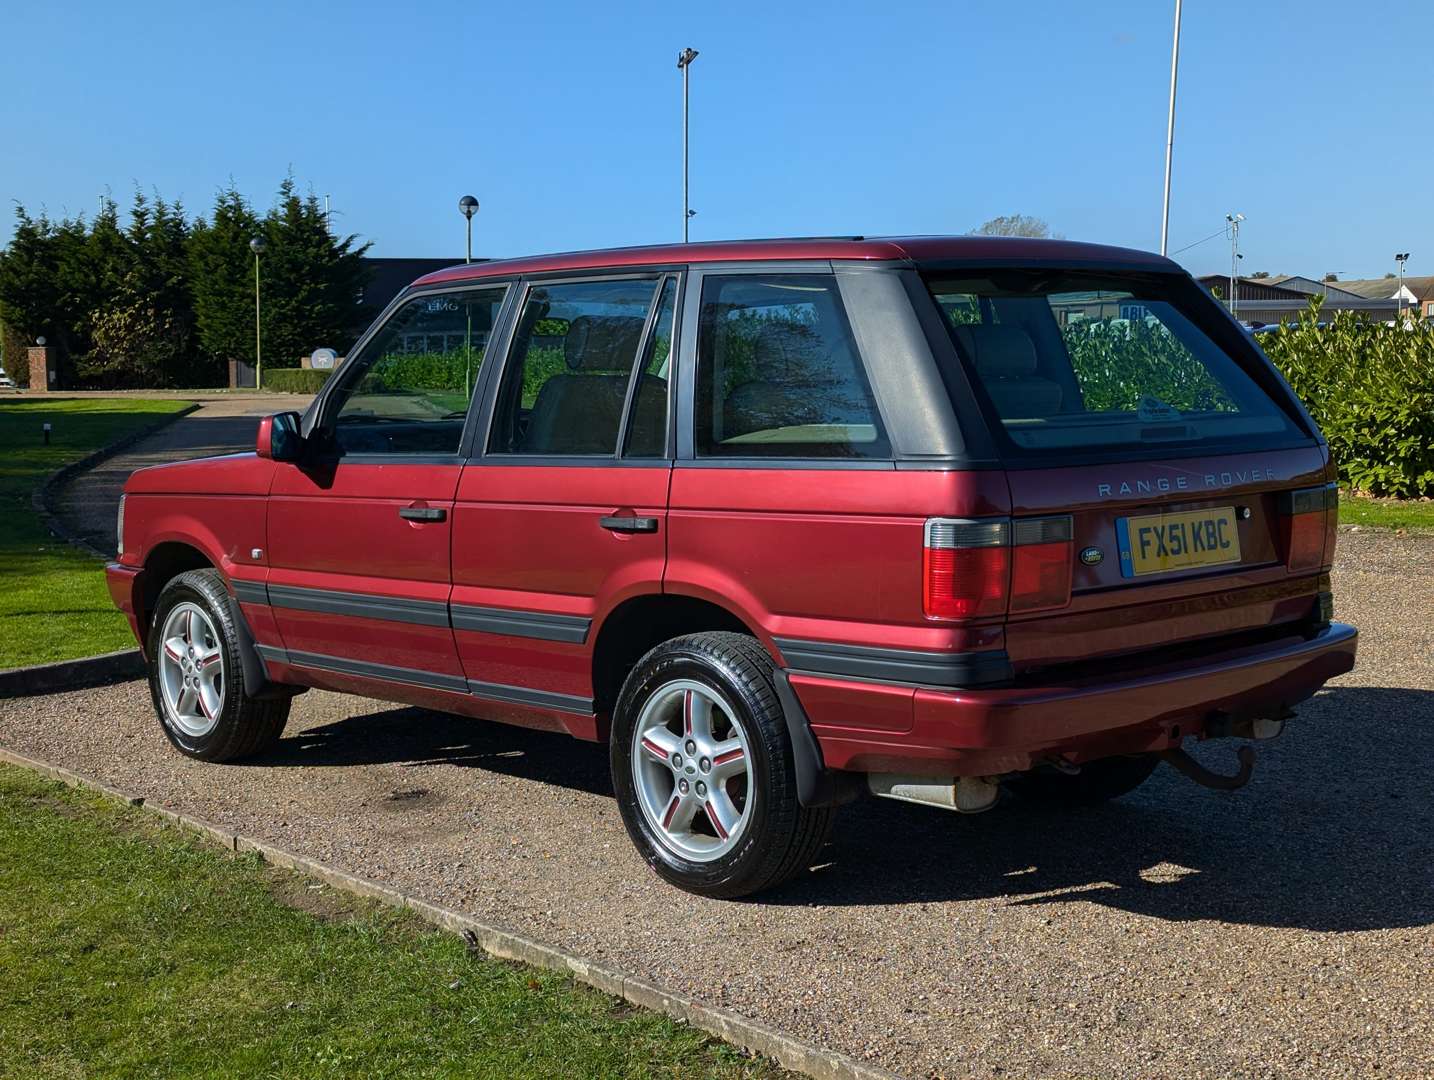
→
(1160, 744, 1256, 791)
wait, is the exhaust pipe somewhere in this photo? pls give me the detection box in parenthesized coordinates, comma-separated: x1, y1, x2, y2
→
(867, 773, 1000, 813)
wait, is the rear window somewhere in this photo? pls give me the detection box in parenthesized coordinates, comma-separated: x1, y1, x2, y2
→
(925, 272, 1303, 457)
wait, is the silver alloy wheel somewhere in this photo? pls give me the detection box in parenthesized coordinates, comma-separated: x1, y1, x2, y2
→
(631, 679, 753, 862)
(157, 602, 224, 738)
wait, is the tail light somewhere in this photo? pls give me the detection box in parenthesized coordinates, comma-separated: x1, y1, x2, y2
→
(1278, 484, 1337, 572)
(923, 515, 1073, 621)
(1010, 517, 1075, 612)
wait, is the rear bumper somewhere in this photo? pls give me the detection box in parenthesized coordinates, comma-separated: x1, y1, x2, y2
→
(802, 622, 1357, 777)
(105, 562, 146, 652)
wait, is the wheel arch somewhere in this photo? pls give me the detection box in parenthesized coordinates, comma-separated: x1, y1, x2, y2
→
(590, 593, 760, 725)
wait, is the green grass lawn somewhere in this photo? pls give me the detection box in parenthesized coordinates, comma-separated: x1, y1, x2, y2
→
(0, 398, 191, 669)
(0, 765, 785, 1080)
(1339, 493, 1434, 530)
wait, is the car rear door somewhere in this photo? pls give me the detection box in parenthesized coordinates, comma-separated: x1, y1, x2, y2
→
(263, 283, 512, 691)
(449, 272, 678, 732)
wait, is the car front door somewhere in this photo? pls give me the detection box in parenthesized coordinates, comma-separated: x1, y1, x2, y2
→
(263, 283, 512, 693)
(450, 273, 678, 735)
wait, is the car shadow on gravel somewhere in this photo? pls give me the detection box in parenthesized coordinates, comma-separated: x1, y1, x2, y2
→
(255, 705, 615, 798)
(774, 685, 1434, 932)
(253, 685, 1433, 932)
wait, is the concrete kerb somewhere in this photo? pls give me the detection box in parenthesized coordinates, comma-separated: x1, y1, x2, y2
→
(0, 648, 147, 699)
(32, 400, 202, 559)
(0, 745, 907, 1080)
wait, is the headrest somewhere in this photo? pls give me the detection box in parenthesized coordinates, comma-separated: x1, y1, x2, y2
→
(564, 315, 645, 371)
(952, 324, 1039, 379)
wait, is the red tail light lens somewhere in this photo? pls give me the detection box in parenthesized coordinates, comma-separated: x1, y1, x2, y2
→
(1010, 517, 1075, 613)
(923, 520, 1009, 619)
(923, 516, 1074, 620)
(1280, 484, 1336, 572)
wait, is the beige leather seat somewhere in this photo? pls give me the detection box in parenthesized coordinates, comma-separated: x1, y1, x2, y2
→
(950, 324, 1063, 419)
(520, 315, 645, 454)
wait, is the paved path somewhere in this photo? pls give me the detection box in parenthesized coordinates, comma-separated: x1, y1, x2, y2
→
(51, 395, 310, 554)
(2, 529, 1430, 1079)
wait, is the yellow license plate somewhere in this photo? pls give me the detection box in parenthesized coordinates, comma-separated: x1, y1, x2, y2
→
(1116, 506, 1241, 578)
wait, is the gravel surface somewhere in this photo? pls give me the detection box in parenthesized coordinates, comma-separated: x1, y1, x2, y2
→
(3, 528, 1431, 1079)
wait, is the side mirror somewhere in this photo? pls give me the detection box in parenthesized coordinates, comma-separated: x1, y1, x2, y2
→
(256, 411, 303, 462)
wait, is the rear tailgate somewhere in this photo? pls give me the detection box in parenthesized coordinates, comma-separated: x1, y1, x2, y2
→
(1003, 445, 1334, 673)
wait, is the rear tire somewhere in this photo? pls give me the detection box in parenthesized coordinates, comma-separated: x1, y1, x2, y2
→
(610, 632, 834, 899)
(146, 569, 289, 763)
(1005, 754, 1160, 807)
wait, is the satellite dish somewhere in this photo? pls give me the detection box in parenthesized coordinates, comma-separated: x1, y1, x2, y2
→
(310, 347, 338, 370)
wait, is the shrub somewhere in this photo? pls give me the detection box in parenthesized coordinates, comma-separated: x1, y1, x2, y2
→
(262, 367, 331, 394)
(1260, 299, 1434, 498)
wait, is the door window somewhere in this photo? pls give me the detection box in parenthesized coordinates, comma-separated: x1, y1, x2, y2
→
(488, 278, 661, 456)
(694, 274, 890, 458)
(329, 285, 507, 455)
(624, 276, 677, 457)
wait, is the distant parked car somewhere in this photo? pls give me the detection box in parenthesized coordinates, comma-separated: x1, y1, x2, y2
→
(0, 369, 15, 389)
(108, 235, 1357, 898)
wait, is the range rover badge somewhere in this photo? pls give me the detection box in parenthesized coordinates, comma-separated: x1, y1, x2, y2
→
(1079, 546, 1104, 566)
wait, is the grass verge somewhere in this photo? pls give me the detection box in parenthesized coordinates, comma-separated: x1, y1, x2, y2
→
(1339, 493, 1434, 531)
(0, 764, 786, 1079)
(0, 398, 189, 669)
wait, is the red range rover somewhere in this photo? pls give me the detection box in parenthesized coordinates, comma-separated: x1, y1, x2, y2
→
(108, 236, 1356, 897)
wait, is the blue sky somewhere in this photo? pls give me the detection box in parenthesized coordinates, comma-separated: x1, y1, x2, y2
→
(2, 1, 1429, 280)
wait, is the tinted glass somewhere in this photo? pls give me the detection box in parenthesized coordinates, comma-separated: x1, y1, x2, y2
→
(695, 274, 889, 458)
(331, 286, 507, 454)
(489, 278, 658, 455)
(927, 273, 1302, 456)
(624, 276, 676, 457)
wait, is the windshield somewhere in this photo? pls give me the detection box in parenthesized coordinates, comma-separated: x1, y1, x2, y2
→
(924, 272, 1304, 457)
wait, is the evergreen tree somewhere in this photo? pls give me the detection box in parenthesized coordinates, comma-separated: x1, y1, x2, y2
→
(258, 177, 373, 365)
(188, 185, 261, 372)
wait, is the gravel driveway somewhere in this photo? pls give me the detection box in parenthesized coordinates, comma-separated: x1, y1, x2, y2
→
(3, 528, 1431, 1079)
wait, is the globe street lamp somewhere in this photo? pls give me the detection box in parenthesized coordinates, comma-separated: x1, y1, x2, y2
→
(458, 195, 480, 398)
(459, 195, 479, 264)
(250, 236, 266, 389)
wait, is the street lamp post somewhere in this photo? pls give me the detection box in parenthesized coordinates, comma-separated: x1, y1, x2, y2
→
(459, 195, 479, 264)
(249, 236, 265, 389)
(677, 47, 699, 242)
(459, 195, 480, 398)
(1159, 0, 1183, 257)
(1395, 252, 1411, 322)
(1225, 213, 1244, 316)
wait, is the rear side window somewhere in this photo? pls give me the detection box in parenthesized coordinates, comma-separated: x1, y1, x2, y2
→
(695, 274, 889, 459)
(927, 273, 1302, 456)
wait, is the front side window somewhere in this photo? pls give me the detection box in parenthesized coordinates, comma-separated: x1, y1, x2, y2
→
(489, 278, 660, 455)
(694, 274, 889, 458)
(927, 273, 1302, 456)
(331, 285, 507, 455)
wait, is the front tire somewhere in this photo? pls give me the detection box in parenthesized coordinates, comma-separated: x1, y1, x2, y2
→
(1004, 754, 1160, 806)
(146, 569, 290, 762)
(610, 632, 833, 899)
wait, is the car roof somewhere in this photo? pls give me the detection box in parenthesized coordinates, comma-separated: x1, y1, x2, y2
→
(410, 235, 1177, 288)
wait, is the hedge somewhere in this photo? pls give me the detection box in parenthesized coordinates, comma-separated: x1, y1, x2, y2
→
(261, 367, 331, 394)
(1259, 299, 1434, 498)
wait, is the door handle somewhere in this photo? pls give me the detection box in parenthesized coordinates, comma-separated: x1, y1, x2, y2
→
(399, 506, 447, 522)
(599, 515, 658, 533)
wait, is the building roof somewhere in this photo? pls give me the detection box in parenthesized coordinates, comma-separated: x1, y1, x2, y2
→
(1331, 275, 1434, 301)
(410, 235, 1175, 288)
